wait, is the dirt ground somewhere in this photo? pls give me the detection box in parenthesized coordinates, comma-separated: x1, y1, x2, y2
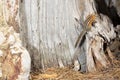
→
(30, 62, 120, 80)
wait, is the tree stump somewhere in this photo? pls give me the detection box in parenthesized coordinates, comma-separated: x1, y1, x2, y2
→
(73, 0, 116, 72)
(14, 0, 119, 73)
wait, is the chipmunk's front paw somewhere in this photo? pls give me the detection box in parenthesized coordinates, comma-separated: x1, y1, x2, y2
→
(73, 60, 80, 71)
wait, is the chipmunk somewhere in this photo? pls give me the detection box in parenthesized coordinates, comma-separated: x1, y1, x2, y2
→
(75, 14, 97, 48)
(73, 14, 97, 71)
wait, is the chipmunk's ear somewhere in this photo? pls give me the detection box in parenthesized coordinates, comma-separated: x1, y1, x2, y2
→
(74, 17, 84, 27)
(74, 17, 80, 23)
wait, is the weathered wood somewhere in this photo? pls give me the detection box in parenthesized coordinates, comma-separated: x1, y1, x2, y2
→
(95, 0, 120, 26)
(0, 27, 31, 80)
(1, 1, 31, 79)
(3, 0, 20, 32)
(73, 0, 116, 72)
(19, 0, 78, 70)
(110, 0, 120, 16)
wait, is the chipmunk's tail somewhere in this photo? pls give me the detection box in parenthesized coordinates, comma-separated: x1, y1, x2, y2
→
(75, 30, 86, 48)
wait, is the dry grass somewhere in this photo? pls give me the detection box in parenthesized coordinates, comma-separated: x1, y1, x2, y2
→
(30, 62, 120, 80)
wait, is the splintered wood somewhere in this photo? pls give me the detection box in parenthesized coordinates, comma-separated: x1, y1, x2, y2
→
(0, 27, 31, 80)
(85, 14, 116, 72)
(73, 0, 117, 73)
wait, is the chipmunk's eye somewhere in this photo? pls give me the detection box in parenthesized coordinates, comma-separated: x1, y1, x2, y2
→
(92, 21, 97, 27)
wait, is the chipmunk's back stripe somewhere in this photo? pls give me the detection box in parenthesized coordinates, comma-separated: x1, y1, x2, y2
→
(75, 14, 97, 48)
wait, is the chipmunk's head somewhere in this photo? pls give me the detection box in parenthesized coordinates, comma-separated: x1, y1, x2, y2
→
(84, 14, 97, 31)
